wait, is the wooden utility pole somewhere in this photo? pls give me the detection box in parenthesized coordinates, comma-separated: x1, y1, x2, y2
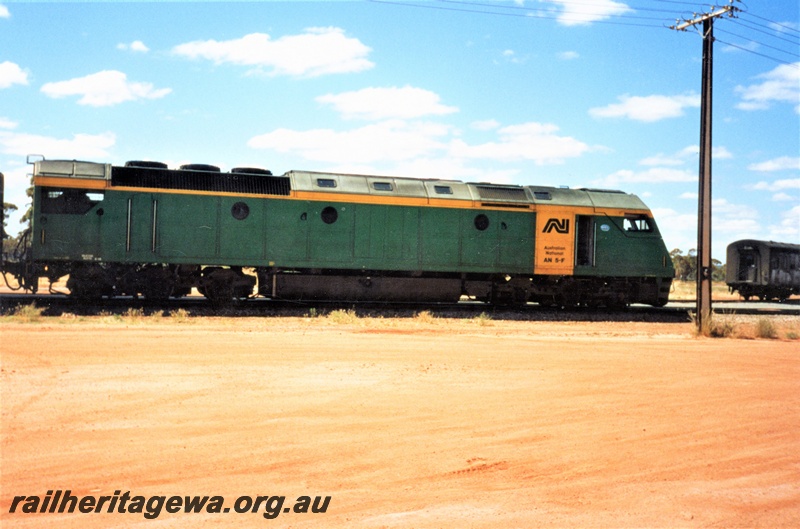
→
(671, 3, 738, 331)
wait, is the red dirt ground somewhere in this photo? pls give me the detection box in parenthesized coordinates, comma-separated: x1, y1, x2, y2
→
(1, 316, 799, 528)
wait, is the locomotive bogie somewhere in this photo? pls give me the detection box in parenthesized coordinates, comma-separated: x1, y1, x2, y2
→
(4, 159, 675, 307)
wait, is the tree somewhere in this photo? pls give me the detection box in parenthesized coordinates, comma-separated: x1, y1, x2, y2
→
(670, 248, 695, 281)
(670, 248, 725, 282)
(2, 201, 17, 239)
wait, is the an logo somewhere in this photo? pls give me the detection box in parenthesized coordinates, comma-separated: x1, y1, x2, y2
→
(542, 218, 570, 234)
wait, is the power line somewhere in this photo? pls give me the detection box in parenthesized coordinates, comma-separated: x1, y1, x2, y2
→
(651, 0, 708, 5)
(733, 17, 800, 46)
(716, 38, 800, 68)
(743, 11, 800, 36)
(371, 0, 800, 69)
(368, 0, 670, 28)
(716, 27, 800, 60)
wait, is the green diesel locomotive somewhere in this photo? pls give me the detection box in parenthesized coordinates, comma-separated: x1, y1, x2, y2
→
(2, 158, 674, 307)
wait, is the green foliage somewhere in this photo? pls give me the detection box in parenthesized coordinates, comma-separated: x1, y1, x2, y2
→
(2, 201, 17, 239)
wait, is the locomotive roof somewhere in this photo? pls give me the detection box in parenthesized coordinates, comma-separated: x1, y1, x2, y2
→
(287, 170, 648, 209)
(32, 158, 651, 211)
(727, 239, 800, 252)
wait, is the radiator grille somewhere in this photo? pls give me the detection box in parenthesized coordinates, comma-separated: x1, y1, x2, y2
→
(111, 166, 291, 196)
(476, 185, 528, 202)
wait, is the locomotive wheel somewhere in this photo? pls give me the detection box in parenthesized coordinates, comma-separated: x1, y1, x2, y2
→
(67, 264, 114, 300)
(199, 268, 255, 308)
(138, 265, 176, 301)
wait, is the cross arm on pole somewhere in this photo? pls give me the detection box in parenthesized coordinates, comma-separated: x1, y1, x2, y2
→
(671, 3, 738, 32)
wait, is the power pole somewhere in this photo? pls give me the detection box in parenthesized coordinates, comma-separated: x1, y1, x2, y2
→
(670, 3, 738, 332)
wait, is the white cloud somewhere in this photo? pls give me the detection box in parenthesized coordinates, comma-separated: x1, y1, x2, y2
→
(471, 119, 500, 131)
(713, 146, 733, 160)
(770, 205, 800, 238)
(0, 117, 17, 129)
(315, 86, 458, 121)
(117, 40, 149, 53)
(639, 154, 684, 166)
(557, 51, 579, 60)
(650, 207, 697, 252)
(772, 192, 794, 202)
(750, 178, 800, 192)
(589, 93, 700, 122)
(0, 131, 116, 158)
(769, 21, 799, 33)
(248, 120, 450, 164)
(40, 70, 171, 107)
(2, 163, 35, 237)
(449, 122, 591, 165)
(735, 62, 800, 113)
(0, 4, 9, 18)
(500, 49, 526, 64)
(596, 167, 696, 186)
(172, 27, 373, 78)
(659, 198, 761, 250)
(544, 0, 632, 26)
(249, 119, 591, 168)
(747, 156, 800, 172)
(0, 61, 28, 89)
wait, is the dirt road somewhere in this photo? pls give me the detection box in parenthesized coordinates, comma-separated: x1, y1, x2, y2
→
(2, 316, 799, 528)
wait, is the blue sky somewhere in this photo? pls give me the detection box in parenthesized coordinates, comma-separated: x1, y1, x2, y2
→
(1, 0, 798, 261)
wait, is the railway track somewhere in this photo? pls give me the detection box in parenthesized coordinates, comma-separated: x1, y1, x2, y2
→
(2, 293, 797, 321)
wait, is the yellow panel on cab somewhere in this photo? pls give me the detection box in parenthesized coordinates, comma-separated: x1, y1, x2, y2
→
(534, 207, 575, 275)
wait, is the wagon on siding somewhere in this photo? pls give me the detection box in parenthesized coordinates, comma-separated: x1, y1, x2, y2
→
(726, 239, 800, 302)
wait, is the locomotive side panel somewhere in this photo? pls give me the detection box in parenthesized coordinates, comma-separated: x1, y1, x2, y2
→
(219, 195, 267, 262)
(352, 203, 419, 269)
(308, 202, 354, 264)
(32, 186, 106, 262)
(419, 207, 460, 270)
(265, 199, 310, 262)
(459, 209, 534, 273)
(494, 209, 535, 273)
(156, 193, 219, 261)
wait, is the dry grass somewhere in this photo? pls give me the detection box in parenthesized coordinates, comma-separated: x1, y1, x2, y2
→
(7, 303, 45, 323)
(327, 308, 360, 324)
(671, 281, 739, 301)
(692, 313, 799, 341)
